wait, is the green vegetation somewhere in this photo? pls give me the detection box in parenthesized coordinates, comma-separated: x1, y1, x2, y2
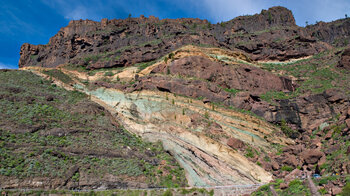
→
(252, 179, 311, 196)
(245, 146, 255, 158)
(251, 184, 271, 196)
(0, 70, 187, 188)
(223, 88, 241, 96)
(30, 54, 38, 61)
(342, 183, 350, 196)
(280, 119, 299, 138)
(2, 187, 214, 196)
(135, 60, 156, 72)
(42, 69, 73, 84)
(260, 49, 350, 97)
(84, 54, 102, 64)
(284, 179, 311, 196)
(104, 71, 115, 76)
(281, 165, 293, 172)
(260, 90, 291, 102)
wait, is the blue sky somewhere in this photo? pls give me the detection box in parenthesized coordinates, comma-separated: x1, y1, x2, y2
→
(1, 0, 350, 69)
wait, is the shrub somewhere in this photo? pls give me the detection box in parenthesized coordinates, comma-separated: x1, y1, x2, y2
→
(281, 165, 293, 172)
(224, 88, 240, 96)
(104, 71, 114, 77)
(42, 69, 73, 84)
(245, 147, 255, 158)
(168, 53, 175, 60)
(280, 119, 298, 138)
(342, 183, 350, 196)
(167, 67, 171, 75)
(163, 189, 173, 196)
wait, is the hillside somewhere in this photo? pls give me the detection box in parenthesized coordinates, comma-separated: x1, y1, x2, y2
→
(3, 5, 350, 195)
(0, 70, 187, 189)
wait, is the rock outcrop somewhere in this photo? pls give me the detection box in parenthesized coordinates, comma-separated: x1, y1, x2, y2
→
(19, 6, 343, 69)
(338, 47, 350, 69)
(307, 19, 350, 47)
(15, 5, 350, 194)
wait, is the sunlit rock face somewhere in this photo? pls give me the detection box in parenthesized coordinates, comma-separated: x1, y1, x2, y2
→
(74, 83, 291, 186)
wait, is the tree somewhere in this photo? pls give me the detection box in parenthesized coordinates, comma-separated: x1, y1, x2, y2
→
(305, 21, 309, 26)
(346, 14, 348, 18)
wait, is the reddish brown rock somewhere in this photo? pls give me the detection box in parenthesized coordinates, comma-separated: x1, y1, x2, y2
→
(324, 130, 333, 140)
(337, 47, 350, 70)
(282, 154, 299, 167)
(282, 145, 304, 155)
(310, 138, 322, 149)
(271, 161, 280, 171)
(18, 6, 341, 69)
(325, 144, 341, 155)
(284, 169, 302, 183)
(345, 119, 350, 128)
(318, 155, 327, 167)
(280, 183, 288, 189)
(331, 186, 343, 195)
(227, 137, 245, 149)
(307, 18, 350, 47)
(301, 149, 325, 164)
(152, 55, 294, 94)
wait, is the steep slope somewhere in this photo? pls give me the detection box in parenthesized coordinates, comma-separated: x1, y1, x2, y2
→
(23, 43, 350, 193)
(21, 45, 296, 187)
(13, 5, 350, 194)
(0, 70, 187, 189)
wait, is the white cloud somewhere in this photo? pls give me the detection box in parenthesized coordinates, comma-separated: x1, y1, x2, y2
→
(64, 6, 89, 20)
(41, 0, 100, 20)
(201, 0, 270, 22)
(0, 62, 16, 69)
(307, 0, 350, 22)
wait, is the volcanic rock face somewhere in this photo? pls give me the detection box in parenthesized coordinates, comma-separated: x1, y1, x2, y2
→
(225, 6, 296, 33)
(19, 6, 347, 69)
(152, 55, 293, 94)
(307, 19, 350, 46)
(15, 5, 350, 194)
(338, 47, 350, 69)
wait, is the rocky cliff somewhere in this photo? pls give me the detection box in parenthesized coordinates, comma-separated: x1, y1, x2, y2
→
(12, 5, 350, 195)
(19, 6, 349, 69)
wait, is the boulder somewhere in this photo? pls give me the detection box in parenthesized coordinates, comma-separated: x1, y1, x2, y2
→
(271, 161, 280, 171)
(324, 144, 341, 155)
(346, 119, 350, 128)
(301, 149, 324, 164)
(331, 186, 343, 195)
(227, 137, 245, 149)
(284, 169, 302, 183)
(324, 130, 333, 140)
(280, 183, 288, 189)
(337, 47, 350, 70)
(282, 154, 299, 167)
(282, 145, 304, 155)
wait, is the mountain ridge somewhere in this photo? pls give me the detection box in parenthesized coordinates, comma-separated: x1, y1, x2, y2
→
(5, 5, 350, 195)
(19, 6, 348, 69)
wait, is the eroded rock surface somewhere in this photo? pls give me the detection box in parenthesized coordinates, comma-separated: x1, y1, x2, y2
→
(19, 6, 347, 69)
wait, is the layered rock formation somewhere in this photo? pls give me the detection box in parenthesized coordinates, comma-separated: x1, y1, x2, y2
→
(14, 5, 350, 194)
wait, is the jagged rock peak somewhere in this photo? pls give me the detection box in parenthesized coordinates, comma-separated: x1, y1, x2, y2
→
(227, 6, 296, 33)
